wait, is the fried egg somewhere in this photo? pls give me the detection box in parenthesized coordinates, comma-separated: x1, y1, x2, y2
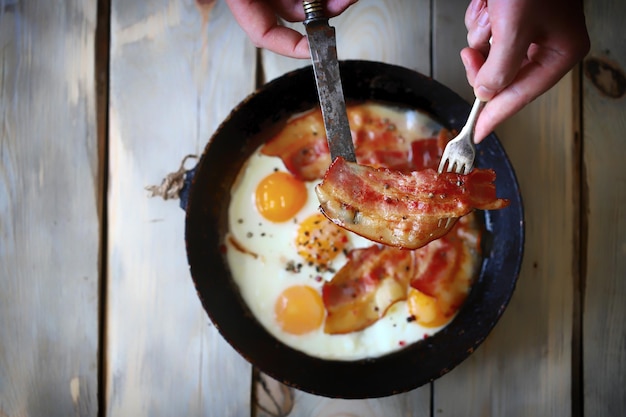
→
(226, 152, 448, 361)
(224, 103, 482, 361)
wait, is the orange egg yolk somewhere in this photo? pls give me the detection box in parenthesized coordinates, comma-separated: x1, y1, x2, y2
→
(274, 285, 325, 335)
(407, 288, 450, 328)
(255, 171, 307, 222)
(295, 213, 349, 268)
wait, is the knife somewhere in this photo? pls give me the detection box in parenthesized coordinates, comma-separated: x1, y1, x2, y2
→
(302, 0, 356, 163)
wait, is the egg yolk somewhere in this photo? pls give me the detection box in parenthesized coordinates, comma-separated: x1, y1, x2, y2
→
(255, 171, 307, 222)
(407, 288, 450, 328)
(295, 213, 349, 268)
(274, 285, 325, 335)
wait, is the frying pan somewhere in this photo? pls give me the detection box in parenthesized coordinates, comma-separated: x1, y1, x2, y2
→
(183, 60, 524, 398)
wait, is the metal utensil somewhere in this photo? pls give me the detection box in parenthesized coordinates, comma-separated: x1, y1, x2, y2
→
(436, 97, 486, 229)
(302, 0, 356, 163)
(437, 97, 484, 175)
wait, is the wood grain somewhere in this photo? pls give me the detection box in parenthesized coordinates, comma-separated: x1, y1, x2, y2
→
(261, 0, 431, 82)
(432, 1, 576, 416)
(582, 0, 626, 415)
(432, 0, 473, 102)
(435, 75, 577, 417)
(2, 0, 623, 415)
(0, 0, 99, 415)
(105, 1, 255, 415)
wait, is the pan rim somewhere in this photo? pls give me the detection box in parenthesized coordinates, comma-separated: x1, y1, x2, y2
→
(184, 60, 525, 399)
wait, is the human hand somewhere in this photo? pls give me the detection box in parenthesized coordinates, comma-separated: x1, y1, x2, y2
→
(225, 0, 358, 59)
(461, 0, 590, 142)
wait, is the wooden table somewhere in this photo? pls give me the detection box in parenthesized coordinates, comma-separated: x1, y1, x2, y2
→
(1, 0, 624, 415)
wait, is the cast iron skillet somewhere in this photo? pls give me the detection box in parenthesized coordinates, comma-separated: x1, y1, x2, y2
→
(183, 60, 524, 399)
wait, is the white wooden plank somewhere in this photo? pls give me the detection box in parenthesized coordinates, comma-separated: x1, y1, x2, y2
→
(106, 1, 255, 415)
(262, 0, 431, 82)
(255, 1, 432, 415)
(255, 373, 429, 417)
(582, 0, 626, 414)
(432, 2, 576, 415)
(432, 0, 473, 102)
(0, 1, 99, 416)
(436, 80, 577, 417)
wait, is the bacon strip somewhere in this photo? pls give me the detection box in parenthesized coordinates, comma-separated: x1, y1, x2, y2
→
(321, 214, 482, 334)
(315, 157, 509, 249)
(409, 214, 481, 317)
(322, 245, 413, 334)
(261, 105, 451, 180)
(261, 111, 331, 181)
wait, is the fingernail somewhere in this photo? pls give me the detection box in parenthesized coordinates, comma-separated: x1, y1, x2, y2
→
(477, 8, 489, 27)
(476, 85, 495, 100)
(471, 0, 484, 13)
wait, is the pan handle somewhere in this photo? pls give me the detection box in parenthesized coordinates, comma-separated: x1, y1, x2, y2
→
(179, 165, 197, 211)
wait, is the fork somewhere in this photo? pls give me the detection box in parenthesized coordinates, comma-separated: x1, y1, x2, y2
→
(436, 97, 486, 229)
(437, 97, 485, 175)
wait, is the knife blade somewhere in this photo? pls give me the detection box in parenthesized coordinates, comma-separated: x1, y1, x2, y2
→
(302, 0, 356, 163)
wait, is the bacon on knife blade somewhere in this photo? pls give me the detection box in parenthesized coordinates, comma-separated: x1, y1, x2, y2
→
(315, 157, 509, 250)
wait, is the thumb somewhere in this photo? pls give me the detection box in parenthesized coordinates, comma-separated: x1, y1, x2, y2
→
(472, 36, 528, 101)
(326, 0, 359, 17)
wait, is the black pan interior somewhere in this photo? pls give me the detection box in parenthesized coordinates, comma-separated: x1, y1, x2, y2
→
(184, 60, 524, 398)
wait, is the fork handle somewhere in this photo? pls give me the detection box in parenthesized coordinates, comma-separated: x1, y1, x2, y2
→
(460, 98, 486, 140)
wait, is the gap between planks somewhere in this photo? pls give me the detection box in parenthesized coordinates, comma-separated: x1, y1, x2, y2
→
(95, 0, 111, 416)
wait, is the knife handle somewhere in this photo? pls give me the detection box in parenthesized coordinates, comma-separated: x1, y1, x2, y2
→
(303, 0, 326, 24)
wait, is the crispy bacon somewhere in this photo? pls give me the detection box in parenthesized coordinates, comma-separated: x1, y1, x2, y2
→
(322, 245, 413, 334)
(348, 105, 412, 171)
(315, 157, 509, 249)
(410, 214, 481, 317)
(410, 128, 452, 171)
(261, 110, 331, 181)
(261, 105, 451, 179)
(262, 103, 508, 334)
(321, 214, 482, 334)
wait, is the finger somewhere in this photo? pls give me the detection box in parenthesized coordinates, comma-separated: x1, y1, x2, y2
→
(460, 47, 486, 87)
(268, 0, 359, 22)
(473, 44, 582, 142)
(472, 34, 529, 101)
(256, 26, 310, 59)
(226, 0, 310, 58)
(464, 0, 491, 56)
(464, 0, 485, 28)
(325, 0, 359, 17)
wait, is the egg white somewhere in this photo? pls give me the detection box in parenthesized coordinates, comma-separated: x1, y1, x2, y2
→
(226, 151, 446, 361)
